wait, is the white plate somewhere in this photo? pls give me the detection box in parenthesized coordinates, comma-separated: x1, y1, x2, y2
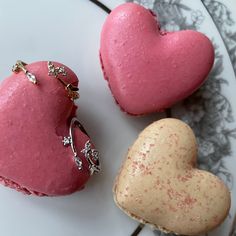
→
(0, 0, 235, 235)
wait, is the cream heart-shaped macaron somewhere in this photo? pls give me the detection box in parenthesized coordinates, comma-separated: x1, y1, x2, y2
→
(0, 61, 100, 196)
(114, 119, 230, 235)
(100, 3, 214, 115)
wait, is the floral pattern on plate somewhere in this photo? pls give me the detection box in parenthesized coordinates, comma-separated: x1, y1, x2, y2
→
(126, 0, 236, 235)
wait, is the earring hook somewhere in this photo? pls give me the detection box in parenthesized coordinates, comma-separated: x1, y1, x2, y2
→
(62, 117, 101, 175)
(47, 61, 80, 101)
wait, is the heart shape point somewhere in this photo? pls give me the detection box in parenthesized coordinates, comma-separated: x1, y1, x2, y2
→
(0, 61, 96, 196)
(100, 3, 214, 115)
(114, 118, 230, 235)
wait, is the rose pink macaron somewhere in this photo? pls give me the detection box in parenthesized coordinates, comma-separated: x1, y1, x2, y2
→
(100, 3, 214, 115)
(0, 61, 99, 196)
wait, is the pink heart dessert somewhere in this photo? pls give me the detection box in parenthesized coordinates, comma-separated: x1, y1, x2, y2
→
(100, 3, 214, 115)
(0, 61, 99, 196)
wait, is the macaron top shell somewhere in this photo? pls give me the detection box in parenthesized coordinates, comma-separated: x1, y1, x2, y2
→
(114, 118, 230, 235)
(100, 3, 214, 115)
(0, 61, 93, 196)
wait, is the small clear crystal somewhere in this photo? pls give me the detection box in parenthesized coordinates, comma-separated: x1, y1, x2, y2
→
(91, 150, 99, 161)
(12, 64, 19, 72)
(74, 156, 83, 170)
(26, 72, 37, 84)
(62, 136, 71, 146)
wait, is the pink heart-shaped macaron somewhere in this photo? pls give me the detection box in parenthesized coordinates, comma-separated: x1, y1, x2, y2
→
(0, 61, 99, 196)
(100, 3, 214, 115)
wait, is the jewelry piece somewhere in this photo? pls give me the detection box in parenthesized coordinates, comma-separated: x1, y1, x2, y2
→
(81, 140, 100, 174)
(47, 61, 80, 101)
(12, 60, 37, 84)
(63, 117, 101, 175)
